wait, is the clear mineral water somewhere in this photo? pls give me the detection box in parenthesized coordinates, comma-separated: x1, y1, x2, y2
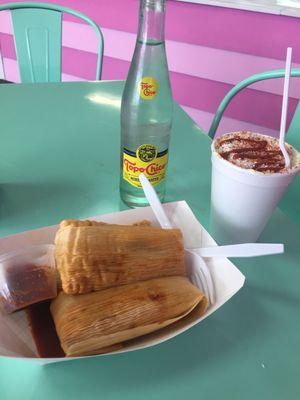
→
(120, 0, 173, 207)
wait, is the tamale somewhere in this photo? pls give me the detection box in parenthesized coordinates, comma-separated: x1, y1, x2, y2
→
(50, 276, 208, 357)
(55, 220, 185, 295)
(59, 219, 152, 229)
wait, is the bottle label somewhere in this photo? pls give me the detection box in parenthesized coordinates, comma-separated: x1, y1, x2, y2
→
(123, 144, 168, 188)
(139, 77, 158, 100)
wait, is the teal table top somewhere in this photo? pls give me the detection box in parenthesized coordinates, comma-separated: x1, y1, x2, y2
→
(0, 80, 299, 400)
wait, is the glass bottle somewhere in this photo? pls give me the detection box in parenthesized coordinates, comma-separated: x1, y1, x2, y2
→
(120, 0, 173, 207)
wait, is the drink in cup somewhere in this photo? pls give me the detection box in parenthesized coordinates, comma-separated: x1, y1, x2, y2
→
(210, 131, 300, 244)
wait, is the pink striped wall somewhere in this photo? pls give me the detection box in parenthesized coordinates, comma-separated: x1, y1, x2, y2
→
(0, 0, 299, 136)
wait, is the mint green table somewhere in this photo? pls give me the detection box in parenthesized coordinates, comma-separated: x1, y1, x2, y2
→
(0, 81, 299, 400)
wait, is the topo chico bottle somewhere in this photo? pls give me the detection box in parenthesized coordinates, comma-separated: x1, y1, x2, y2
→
(120, 0, 173, 207)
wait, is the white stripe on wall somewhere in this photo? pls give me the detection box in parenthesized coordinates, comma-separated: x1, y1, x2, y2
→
(1, 11, 300, 98)
(182, 105, 278, 137)
(1, 57, 84, 83)
(1, 56, 16, 81)
(0, 48, 4, 79)
(66, 23, 300, 99)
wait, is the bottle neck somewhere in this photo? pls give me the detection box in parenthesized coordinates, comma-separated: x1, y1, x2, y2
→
(137, 0, 166, 44)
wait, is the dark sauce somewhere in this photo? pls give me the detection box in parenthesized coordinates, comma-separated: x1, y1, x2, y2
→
(219, 137, 285, 172)
(26, 301, 65, 358)
(0, 264, 56, 314)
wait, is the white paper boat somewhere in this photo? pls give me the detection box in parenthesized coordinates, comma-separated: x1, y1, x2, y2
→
(0, 201, 245, 365)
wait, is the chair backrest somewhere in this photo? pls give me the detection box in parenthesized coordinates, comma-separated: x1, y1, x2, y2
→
(0, 2, 104, 82)
(208, 68, 300, 222)
(208, 69, 300, 139)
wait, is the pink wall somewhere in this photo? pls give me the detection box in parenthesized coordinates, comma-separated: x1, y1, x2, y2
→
(0, 0, 299, 136)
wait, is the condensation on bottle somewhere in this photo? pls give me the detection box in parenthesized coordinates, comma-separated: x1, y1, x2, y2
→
(120, 0, 173, 207)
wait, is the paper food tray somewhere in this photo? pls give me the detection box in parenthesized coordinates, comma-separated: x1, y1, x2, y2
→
(0, 201, 245, 365)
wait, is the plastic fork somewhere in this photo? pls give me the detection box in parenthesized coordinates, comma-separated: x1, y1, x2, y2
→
(139, 173, 216, 305)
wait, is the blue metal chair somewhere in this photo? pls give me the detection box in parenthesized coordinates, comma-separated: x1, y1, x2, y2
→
(0, 2, 104, 82)
(208, 69, 300, 139)
(208, 68, 300, 222)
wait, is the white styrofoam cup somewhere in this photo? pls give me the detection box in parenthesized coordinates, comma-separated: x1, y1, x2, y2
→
(210, 139, 300, 244)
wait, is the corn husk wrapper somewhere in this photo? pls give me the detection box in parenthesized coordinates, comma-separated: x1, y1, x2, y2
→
(50, 276, 207, 357)
(55, 220, 185, 295)
(0, 201, 245, 364)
